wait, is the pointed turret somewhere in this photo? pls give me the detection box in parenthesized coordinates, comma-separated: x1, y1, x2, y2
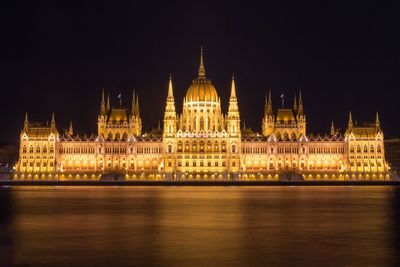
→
(266, 89, 273, 116)
(348, 112, 353, 129)
(100, 88, 106, 115)
(198, 46, 206, 78)
(331, 121, 335, 136)
(24, 112, 29, 130)
(376, 112, 380, 129)
(168, 74, 174, 100)
(135, 92, 140, 116)
(131, 90, 136, 115)
(293, 94, 298, 112)
(230, 74, 237, 99)
(68, 121, 74, 136)
(298, 89, 304, 115)
(51, 112, 56, 131)
(227, 74, 240, 136)
(163, 75, 177, 137)
(106, 93, 110, 112)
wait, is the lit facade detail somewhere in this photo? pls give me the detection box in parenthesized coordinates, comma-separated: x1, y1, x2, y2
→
(14, 49, 390, 181)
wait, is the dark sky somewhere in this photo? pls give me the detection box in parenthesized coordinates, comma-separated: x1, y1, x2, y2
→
(1, 1, 399, 145)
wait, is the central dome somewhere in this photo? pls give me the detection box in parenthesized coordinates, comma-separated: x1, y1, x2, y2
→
(186, 79, 218, 102)
(185, 47, 219, 103)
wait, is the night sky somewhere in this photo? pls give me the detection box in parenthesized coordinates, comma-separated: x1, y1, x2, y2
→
(1, 1, 399, 145)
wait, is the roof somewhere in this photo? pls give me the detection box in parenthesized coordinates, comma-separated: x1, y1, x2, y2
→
(348, 127, 379, 138)
(276, 109, 295, 122)
(186, 78, 218, 102)
(108, 108, 128, 121)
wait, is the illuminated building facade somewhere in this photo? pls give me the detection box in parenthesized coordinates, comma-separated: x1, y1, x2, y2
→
(14, 49, 390, 181)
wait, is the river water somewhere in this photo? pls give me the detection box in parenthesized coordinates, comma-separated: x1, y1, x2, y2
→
(0, 186, 399, 267)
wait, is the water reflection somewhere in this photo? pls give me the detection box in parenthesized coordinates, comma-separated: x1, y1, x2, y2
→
(0, 186, 399, 266)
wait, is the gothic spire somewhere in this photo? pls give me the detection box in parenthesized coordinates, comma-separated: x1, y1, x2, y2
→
(51, 112, 56, 130)
(132, 89, 136, 114)
(198, 46, 206, 78)
(348, 111, 353, 128)
(106, 93, 110, 112)
(68, 121, 73, 136)
(230, 74, 237, 99)
(266, 89, 273, 115)
(100, 88, 106, 114)
(331, 121, 335, 135)
(168, 74, 174, 99)
(376, 112, 380, 129)
(294, 94, 298, 112)
(135, 92, 140, 116)
(298, 89, 304, 115)
(24, 112, 28, 130)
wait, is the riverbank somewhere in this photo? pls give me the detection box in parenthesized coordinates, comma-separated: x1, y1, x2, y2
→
(1, 180, 400, 186)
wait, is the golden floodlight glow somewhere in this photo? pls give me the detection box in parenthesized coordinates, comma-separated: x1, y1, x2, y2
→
(13, 49, 390, 182)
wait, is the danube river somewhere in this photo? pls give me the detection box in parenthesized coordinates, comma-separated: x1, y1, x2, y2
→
(1, 186, 399, 267)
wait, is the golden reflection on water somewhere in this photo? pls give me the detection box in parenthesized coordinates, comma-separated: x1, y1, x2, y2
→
(0, 186, 399, 267)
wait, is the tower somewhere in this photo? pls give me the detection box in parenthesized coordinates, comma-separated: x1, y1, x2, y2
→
(227, 74, 241, 136)
(130, 90, 142, 136)
(162, 74, 178, 173)
(98, 90, 108, 136)
(262, 89, 274, 136)
(296, 89, 306, 136)
(163, 74, 177, 138)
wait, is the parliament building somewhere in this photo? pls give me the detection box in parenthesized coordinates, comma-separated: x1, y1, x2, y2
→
(14, 49, 390, 181)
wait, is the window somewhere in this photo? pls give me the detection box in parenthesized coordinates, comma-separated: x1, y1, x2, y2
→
(200, 117, 204, 131)
(50, 146, 54, 153)
(168, 145, 172, 153)
(232, 144, 236, 153)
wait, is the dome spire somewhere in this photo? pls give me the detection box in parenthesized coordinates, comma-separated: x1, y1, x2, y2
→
(198, 46, 206, 78)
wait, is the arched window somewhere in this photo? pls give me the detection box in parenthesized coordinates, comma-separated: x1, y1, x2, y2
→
(377, 145, 382, 153)
(43, 146, 47, 153)
(50, 146, 54, 153)
(185, 141, 190, 152)
(270, 146, 274, 154)
(130, 146, 134, 154)
(22, 146, 27, 153)
(29, 146, 33, 153)
(357, 146, 361, 153)
(200, 117, 204, 131)
(232, 144, 236, 153)
(36, 146, 40, 153)
(177, 141, 183, 152)
(192, 141, 198, 152)
(221, 141, 227, 152)
(302, 146, 306, 154)
(364, 146, 368, 153)
(214, 141, 219, 151)
(350, 146, 354, 153)
(167, 144, 172, 153)
(98, 146, 102, 154)
(370, 145, 375, 153)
